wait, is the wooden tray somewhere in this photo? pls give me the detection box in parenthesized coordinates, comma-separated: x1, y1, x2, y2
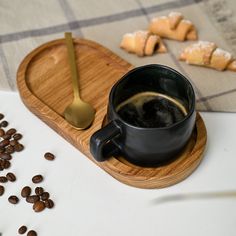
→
(17, 38, 207, 189)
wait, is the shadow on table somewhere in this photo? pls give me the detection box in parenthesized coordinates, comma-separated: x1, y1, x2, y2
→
(151, 190, 236, 205)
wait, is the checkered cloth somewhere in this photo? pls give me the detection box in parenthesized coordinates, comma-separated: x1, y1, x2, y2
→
(0, 0, 236, 112)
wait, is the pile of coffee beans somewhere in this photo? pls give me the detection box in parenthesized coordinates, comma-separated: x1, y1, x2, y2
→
(0, 113, 24, 206)
(21, 183, 54, 212)
(0, 112, 57, 235)
(0, 126, 24, 159)
(0, 172, 17, 199)
(0, 172, 16, 183)
(18, 225, 37, 236)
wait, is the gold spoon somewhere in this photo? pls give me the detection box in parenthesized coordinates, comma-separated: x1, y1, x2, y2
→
(64, 32, 95, 129)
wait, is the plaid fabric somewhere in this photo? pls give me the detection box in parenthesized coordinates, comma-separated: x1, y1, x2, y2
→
(0, 0, 236, 112)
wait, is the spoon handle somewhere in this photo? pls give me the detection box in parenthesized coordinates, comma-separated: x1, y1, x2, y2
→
(65, 32, 80, 100)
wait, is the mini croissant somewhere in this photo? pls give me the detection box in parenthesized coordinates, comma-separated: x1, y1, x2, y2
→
(179, 41, 236, 71)
(149, 12, 198, 41)
(120, 30, 167, 57)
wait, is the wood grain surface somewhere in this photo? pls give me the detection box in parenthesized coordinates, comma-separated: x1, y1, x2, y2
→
(17, 38, 207, 189)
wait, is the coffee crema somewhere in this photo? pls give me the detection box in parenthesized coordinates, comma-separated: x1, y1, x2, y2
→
(116, 92, 187, 128)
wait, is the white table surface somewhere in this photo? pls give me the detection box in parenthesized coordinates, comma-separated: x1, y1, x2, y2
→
(0, 91, 235, 236)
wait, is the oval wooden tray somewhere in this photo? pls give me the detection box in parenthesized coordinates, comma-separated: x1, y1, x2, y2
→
(17, 38, 207, 189)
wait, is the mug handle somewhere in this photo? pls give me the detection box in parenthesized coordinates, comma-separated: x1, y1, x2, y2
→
(90, 121, 121, 162)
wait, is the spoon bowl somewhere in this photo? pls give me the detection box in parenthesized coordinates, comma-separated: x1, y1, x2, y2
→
(64, 99, 95, 129)
(64, 32, 95, 129)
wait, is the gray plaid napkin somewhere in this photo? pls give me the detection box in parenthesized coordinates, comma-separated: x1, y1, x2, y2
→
(0, 0, 236, 112)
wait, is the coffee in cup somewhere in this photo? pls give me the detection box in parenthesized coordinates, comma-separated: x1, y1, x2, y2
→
(116, 91, 187, 128)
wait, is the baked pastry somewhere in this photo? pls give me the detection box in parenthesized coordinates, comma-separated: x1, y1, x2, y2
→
(179, 41, 236, 71)
(149, 12, 198, 41)
(120, 30, 167, 56)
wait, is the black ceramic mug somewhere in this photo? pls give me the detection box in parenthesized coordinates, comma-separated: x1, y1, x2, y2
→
(90, 64, 196, 167)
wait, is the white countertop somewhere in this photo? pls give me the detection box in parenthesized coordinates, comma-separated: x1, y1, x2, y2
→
(0, 91, 235, 236)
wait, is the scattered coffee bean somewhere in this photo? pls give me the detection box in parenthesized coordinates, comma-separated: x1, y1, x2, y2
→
(2, 134, 11, 140)
(3, 160, 10, 169)
(0, 185, 4, 196)
(35, 187, 44, 196)
(13, 133, 22, 140)
(0, 176, 8, 183)
(14, 143, 24, 152)
(6, 128, 16, 135)
(33, 200, 45, 212)
(0, 113, 4, 120)
(6, 172, 16, 182)
(0, 153, 12, 160)
(27, 230, 37, 236)
(44, 152, 55, 161)
(45, 199, 54, 209)
(5, 145, 14, 154)
(32, 174, 43, 184)
(0, 147, 5, 153)
(0, 159, 9, 170)
(10, 139, 18, 146)
(0, 139, 10, 148)
(21, 186, 31, 198)
(0, 121, 8, 128)
(26, 195, 40, 203)
(18, 225, 27, 234)
(0, 160, 5, 168)
(8, 195, 19, 204)
(0, 128, 5, 137)
(41, 191, 49, 201)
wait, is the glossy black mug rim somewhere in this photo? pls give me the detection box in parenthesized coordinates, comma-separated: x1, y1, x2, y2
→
(109, 64, 195, 130)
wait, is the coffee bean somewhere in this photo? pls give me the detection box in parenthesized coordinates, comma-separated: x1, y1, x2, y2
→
(32, 175, 43, 184)
(45, 199, 54, 209)
(6, 172, 16, 182)
(0, 128, 5, 137)
(0, 159, 4, 166)
(9, 139, 18, 146)
(0, 159, 10, 169)
(0, 139, 10, 148)
(41, 191, 49, 201)
(2, 134, 11, 140)
(0, 147, 5, 153)
(0, 113, 4, 120)
(6, 128, 16, 136)
(33, 200, 45, 212)
(0, 159, 4, 169)
(26, 195, 40, 203)
(35, 187, 44, 196)
(0, 153, 12, 160)
(3, 160, 11, 169)
(18, 225, 27, 234)
(14, 143, 24, 152)
(27, 230, 37, 236)
(8, 195, 19, 204)
(0, 160, 6, 170)
(0, 121, 8, 128)
(44, 152, 55, 161)
(21, 186, 31, 198)
(5, 145, 14, 154)
(13, 133, 22, 140)
(0, 176, 8, 183)
(0, 185, 4, 196)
